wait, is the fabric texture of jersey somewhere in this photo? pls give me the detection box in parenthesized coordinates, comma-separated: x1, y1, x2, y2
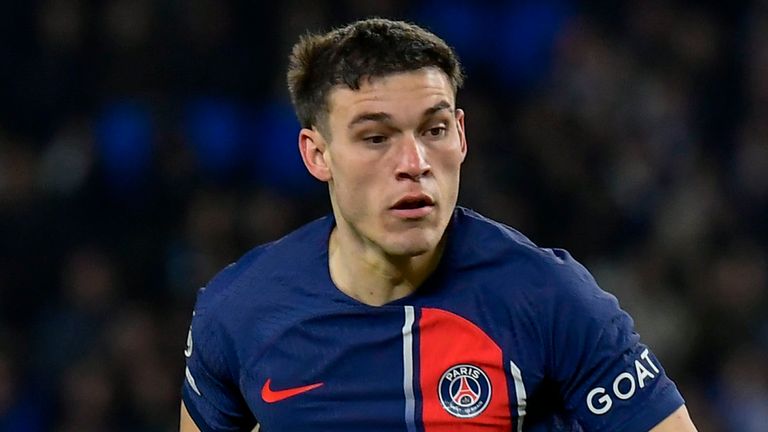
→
(182, 207, 685, 431)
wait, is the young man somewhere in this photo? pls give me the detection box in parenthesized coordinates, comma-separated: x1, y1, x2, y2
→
(180, 18, 697, 431)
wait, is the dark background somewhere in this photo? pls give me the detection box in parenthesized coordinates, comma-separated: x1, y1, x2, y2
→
(1, 1, 766, 431)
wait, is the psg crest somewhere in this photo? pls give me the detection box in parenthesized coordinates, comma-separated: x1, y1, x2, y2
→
(438, 364, 492, 418)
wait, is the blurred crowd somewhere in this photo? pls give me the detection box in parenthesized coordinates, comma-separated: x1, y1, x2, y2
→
(1, 0, 766, 431)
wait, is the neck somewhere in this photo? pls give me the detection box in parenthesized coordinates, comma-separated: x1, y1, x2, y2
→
(328, 228, 445, 307)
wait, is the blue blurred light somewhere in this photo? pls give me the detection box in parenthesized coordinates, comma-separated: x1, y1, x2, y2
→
(411, 1, 573, 90)
(246, 103, 319, 195)
(184, 98, 243, 180)
(495, 1, 572, 88)
(95, 100, 153, 192)
(410, 0, 486, 64)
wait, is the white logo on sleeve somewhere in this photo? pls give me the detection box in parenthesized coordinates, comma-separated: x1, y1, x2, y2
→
(586, 348, 661, 415)
(184, 311, 196, 358)
(184, 326, 193, 358)
(184, 313, 201, 396)
(186, 366, 202, 396)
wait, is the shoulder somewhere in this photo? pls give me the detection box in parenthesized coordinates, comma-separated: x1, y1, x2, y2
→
(192, 214, 333, 319)
(451, 207, 619, 324)
(451, 207, 593, 292)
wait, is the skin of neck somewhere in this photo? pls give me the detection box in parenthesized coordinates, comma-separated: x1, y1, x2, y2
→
(328, 222, 446, 307)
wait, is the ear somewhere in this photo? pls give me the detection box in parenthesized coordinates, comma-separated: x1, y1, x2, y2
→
(298, 127, 332, 182)
(455, 108, 468, 162)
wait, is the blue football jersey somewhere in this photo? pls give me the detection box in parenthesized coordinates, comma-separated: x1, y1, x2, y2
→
(182, 207, 684, 431)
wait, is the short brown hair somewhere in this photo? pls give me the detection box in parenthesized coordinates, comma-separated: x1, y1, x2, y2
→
(287, 18, 464, 135)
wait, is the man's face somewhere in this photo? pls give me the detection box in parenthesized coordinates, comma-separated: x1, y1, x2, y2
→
(302, 67, 467, 257)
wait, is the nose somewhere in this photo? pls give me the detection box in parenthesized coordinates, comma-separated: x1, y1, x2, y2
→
(395, 135, 431, 181)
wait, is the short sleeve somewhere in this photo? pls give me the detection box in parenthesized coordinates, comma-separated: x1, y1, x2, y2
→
(182, 288, 256, 432)
(547, 250, 685, 431)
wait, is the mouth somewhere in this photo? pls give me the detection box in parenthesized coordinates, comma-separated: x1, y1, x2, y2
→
(390, 194, 435, 218)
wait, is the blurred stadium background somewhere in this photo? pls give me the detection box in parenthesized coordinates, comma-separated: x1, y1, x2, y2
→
(0, 0, 766, 430)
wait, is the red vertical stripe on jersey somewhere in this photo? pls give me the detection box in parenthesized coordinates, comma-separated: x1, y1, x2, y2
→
(419, 308, 512, 431)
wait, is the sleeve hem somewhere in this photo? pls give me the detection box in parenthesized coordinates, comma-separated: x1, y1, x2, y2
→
(182, 386, 218, 432)
(609, 382, 686, 432)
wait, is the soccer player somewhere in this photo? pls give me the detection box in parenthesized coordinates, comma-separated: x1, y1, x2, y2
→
(180, 18, 698, 431)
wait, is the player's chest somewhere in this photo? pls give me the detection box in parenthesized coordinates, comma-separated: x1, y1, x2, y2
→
(240, 306, 539, 432)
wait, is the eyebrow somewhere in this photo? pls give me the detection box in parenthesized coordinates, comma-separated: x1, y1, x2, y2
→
(347, 100, 454, 129)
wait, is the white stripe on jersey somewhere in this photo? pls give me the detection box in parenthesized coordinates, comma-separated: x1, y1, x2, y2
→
(402, 306, 416, 432)
(510, 360, 527, 432)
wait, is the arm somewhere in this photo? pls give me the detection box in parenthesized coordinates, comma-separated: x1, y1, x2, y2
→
(649, 405, 697, 432)
(180, 401, 202, 432)
(181, 303, 258, 431)
(543, 249, 692, 431)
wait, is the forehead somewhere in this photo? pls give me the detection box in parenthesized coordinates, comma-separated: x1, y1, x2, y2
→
(326, 68, 455, 124)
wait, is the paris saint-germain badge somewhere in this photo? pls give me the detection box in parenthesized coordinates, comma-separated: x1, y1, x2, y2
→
(438, 364, 492, 418)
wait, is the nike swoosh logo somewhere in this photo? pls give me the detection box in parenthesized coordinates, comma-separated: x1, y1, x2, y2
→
(261, 378, 324, 403)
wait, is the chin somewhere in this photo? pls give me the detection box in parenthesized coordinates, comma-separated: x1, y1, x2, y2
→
(382, 234, 438, 257)
(388, 245, 432, 258)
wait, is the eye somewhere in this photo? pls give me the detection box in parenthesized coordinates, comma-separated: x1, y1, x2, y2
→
(424, 126, 447, 138)
(364, 135, 388, 145)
